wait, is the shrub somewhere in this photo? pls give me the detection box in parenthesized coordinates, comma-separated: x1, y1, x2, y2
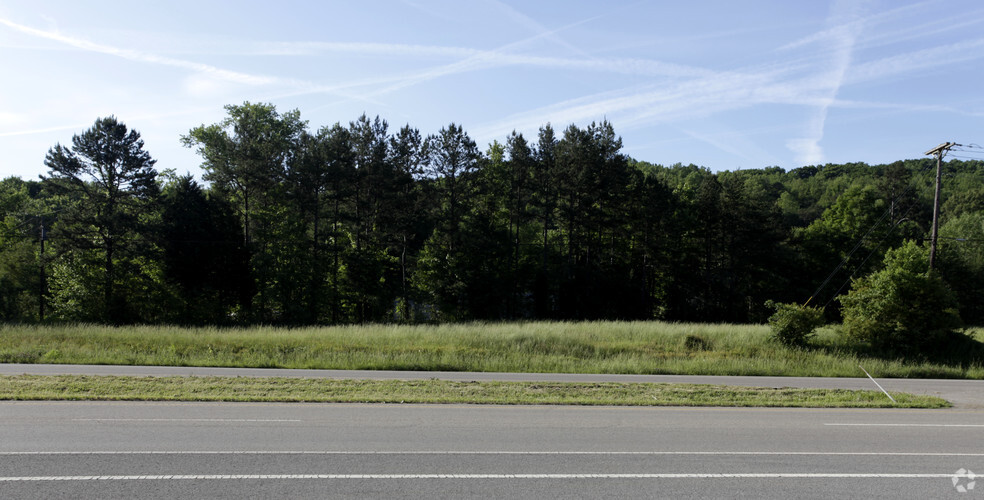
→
(766, 300, 825, 347)
(839, 241, 962, 355)
(684, 334, 711, 351)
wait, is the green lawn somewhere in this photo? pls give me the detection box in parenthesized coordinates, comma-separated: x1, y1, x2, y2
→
(2, 321, 982, 379)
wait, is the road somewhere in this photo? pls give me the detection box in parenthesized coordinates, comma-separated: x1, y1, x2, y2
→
(1, 363, 982, 407)
(0, 401, 981, 499)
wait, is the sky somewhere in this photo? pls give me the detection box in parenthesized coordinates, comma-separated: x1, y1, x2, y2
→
(2, 0, 983, 181)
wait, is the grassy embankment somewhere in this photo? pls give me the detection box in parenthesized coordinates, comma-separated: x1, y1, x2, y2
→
(1, 321, 982, 379)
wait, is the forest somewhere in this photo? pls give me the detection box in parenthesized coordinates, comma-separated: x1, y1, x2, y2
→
(1, 102, 983, 326)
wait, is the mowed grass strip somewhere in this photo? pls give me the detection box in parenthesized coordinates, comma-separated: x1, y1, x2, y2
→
(1, 322, 982, 379)
(0, 375, 949, 408)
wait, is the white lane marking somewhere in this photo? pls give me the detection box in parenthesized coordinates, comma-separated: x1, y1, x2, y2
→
(2, 451, 983, 456)
(825, 423, 984, 427)
(0, 473, 970, 481)
(71, 419, 301, 423)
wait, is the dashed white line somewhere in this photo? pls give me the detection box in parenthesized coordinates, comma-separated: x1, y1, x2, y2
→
(825, 423, 984, 427)
(0, 473, 969, 481)
(71, 419, 301, 423)
(2, 451, 983, 456)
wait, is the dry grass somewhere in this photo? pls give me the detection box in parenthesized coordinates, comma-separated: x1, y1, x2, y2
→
(1, 322, 981, 379)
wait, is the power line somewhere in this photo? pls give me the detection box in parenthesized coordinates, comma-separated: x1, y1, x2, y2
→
(946, 144, 984, 159)
(823, 195, 925, 309)
(938, 237, 984, 243)
(803, 160, 936, 307)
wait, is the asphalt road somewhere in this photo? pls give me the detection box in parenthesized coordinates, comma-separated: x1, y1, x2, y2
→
(1, 364, 982, 497)
(0, 401, 982, 499)
(2, 363, 982, 407)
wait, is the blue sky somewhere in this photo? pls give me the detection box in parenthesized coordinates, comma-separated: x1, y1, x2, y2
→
(1, 0, 983, 181)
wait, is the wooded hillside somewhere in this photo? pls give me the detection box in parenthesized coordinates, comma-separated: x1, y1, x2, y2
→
(2, 104, 982, 325)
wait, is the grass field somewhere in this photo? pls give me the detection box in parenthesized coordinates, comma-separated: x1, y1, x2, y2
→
(1, 321, 982, 379)
(0, 375, 949, 408)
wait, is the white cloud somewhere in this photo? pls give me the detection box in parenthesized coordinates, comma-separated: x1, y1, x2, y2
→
(0, 112, 26, 127)
(778, 0, 924, 52)
(681, 128, 758, 164)
(486, 0, 597, 58)
(0, 122, 90, 138)
(0, 17, 280, 87)
(471, 62, 810, 142)
(781, 0, 866, 167)
(182, 74, 233, 98)
(243, 41, 478, 58)
(786, 137, 825, 165)
(847, 37, 984, 84)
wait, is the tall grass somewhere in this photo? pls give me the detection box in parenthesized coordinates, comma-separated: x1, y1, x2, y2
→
(1, 322, 981, 379)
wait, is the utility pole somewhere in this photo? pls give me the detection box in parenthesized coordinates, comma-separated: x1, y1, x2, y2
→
(38, 215, 47, 322)
(924, 142, 958, 272)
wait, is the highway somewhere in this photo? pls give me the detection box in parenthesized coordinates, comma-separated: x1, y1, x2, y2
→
(0, 401, 981, 499)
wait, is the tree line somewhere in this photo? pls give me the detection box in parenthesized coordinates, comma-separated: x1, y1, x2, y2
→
(1, 102, 983, 326)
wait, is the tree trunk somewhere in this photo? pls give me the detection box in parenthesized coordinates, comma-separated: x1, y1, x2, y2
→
(105, 238, 115, 323)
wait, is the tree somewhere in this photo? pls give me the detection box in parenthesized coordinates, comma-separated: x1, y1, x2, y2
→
(622, 169, 674, 318)
(348, 115, 390, 251)
(877, 161, 918, 225)
(346, 115, 395, 321)
(42, 116, 159, 323)
(551, 122, 631, 318)
(938, 212, 984, 324)
(182, 102, 305, 248)
(386, 125, 428, 320)
(159, 175, 251, 323)
(660, 168, 723, 321)
(717, 172, 791, 322)
(795, 184, 895, 310)
(416, 124, 480, 318)
(839, 241, 961, 355)
(941, 188, 984, 224)
(182, 102, 306, 319)
(424, 123, 479, 248)
(0, 177, 42, 321)
(501, 133, 536, 318)
(531, 124, 560, 318)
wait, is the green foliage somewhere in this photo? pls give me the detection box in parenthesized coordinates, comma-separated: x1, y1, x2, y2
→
(683, 334, 711, 351)
(939, 212, 984, 324)
(765, 300, 825, 346)
(0, 178, 41, 321)
(799, 186, 889, 262)
(159, 176, 251, 324)
(45, 257, 103, 321)
(42, 116, 160, 324)
(0, 239, 39, 322)
(839, 241, 962, 354)
(6, 106, 984, 326)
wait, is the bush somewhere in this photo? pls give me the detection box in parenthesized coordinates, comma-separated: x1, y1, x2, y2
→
(684, 334, 711, 351)
(766, 300, 825, 346)
(839, 241, 962, 355)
